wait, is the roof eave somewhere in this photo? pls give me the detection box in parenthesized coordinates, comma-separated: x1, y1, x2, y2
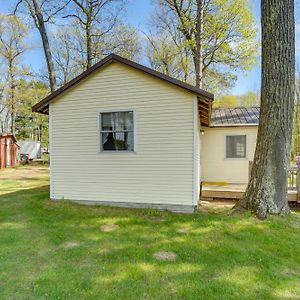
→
(0, 133, 18, 142)
(32, 53, 214, 115)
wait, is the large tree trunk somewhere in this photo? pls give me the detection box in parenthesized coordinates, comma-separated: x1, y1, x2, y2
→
(195, 0, 204, 88)
(234, 0, 295, 218)
(32, 0, 57, 92)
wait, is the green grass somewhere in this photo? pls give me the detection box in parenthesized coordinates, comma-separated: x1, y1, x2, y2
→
(0, 166, 300, 300)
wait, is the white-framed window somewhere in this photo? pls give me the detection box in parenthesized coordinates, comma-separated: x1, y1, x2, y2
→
(226, 135, 246, 158)
(99, 111, 134, 152)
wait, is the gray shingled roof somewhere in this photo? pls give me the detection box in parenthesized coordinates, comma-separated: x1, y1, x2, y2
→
(211, 107, 260, 127)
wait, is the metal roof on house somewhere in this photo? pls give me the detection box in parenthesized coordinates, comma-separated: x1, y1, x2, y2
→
(211, 107, 260, 127)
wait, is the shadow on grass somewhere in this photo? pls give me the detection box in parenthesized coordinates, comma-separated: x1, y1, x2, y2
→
(0, 177, 48, 182)
(0, 186, 299, 300)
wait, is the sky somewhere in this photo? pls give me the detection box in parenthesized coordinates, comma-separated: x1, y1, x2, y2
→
(1, 0, 300, 95)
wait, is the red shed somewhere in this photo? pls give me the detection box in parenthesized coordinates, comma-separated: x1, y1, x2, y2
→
(0, 133, 20, 169)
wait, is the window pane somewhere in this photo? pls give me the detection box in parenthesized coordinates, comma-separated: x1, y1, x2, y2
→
(102, 132, 134, 151)
(101, 111, 133, 131)
(226, 135, 246, 158)
(102, 113, 114, 131)
(115, 111, 134, 131)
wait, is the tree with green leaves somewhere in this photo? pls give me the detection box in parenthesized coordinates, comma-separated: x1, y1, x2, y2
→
(0, 14, 29, 134)
(237, 91, 260, 107)
(15, 80, 49, 144)
(213, 95, 238, 107)
(145, 32, 192, 80)
(148, 0, 257, 92)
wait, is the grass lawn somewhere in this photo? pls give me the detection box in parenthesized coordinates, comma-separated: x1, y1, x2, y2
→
(0, 165, 300, 300)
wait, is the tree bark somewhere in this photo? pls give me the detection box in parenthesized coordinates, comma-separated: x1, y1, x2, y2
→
(8, 60, 15, 134)
(32, 0, 57, 92)
(234, 0, 295, 218)
(195, 0, 204, 88)
(86, 19, 92, 69)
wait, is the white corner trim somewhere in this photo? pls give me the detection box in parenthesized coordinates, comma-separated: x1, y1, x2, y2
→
(193, 96, 200, 206)
(49, 103, 53, 199)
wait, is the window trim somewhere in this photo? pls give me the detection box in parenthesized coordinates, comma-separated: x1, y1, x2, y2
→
(224, 134, 247, 160)
(98, 109, 136, 153)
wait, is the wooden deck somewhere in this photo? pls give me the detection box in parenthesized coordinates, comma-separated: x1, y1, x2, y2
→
(201, 183, 299, 202)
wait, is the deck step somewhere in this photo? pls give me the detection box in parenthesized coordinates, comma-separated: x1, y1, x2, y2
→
(201, 184, 298, 202)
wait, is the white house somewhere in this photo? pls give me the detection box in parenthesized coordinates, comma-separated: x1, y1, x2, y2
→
(201, 107, 259, 184)
(33, 54, 259, 213)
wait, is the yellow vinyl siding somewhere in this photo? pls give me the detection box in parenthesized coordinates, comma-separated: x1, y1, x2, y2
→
(201, 126, 258, 184)
(50, 62, 195, 206)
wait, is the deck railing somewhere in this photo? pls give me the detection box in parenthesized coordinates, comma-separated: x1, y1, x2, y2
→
(249, 161, 300, 201)
(288, 166, 298, 190)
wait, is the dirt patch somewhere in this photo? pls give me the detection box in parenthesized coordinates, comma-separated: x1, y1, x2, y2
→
(290, 221, 300, 228)
(176, 227, 191, 234)
(145, 216, 165, 222)
(0, 165, 49, 180)
(153, 251, 177, 261)
(62, 241, 81, 249)
(199, 200, 236, 212)
(101, 224, 119, 232)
